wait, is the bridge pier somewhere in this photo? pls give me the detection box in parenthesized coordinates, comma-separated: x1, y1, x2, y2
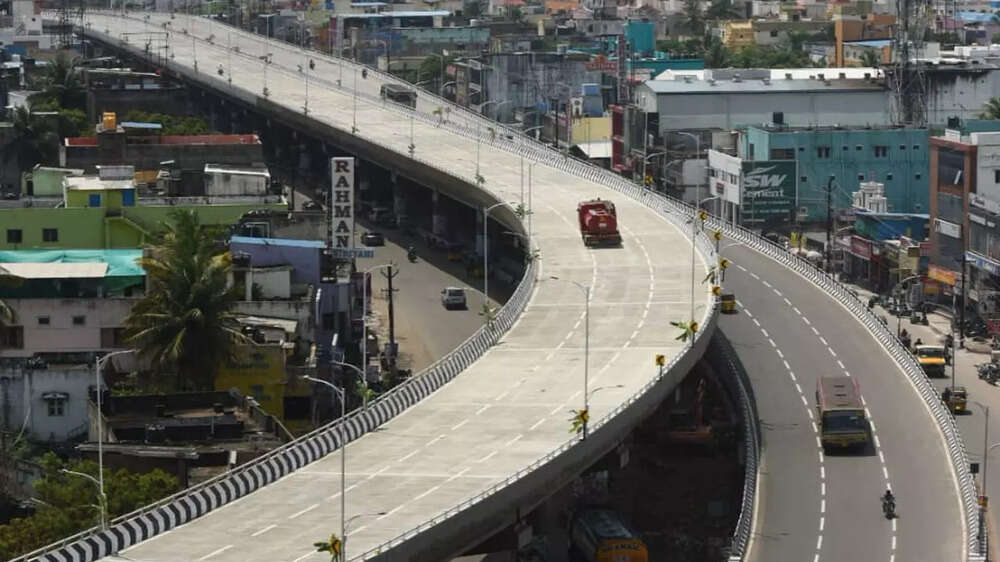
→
(432, 188, 448, 237)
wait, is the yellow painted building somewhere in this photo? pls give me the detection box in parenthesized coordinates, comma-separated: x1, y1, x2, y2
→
(216, 344, 289, 420)
(723, 21, 754, 49)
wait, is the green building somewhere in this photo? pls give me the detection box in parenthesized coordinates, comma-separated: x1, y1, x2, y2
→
(2, 169, 287, 250)
(740, 125, 930, 223)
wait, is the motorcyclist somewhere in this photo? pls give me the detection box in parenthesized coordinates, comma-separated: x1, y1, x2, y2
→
(362, 68, 368, 79)
(882, 489, 895, 516)
(914, 337, 924, 347)
(407, 246, 416, 262)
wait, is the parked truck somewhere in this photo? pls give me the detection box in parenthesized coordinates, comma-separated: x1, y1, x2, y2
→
(569, 507, 648, 562)
(577, 199, 622, 246)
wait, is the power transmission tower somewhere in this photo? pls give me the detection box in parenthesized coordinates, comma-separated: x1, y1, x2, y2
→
(889, 0, 931, 126)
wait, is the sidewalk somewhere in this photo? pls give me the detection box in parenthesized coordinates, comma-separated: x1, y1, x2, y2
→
(844, 282, 993, 355)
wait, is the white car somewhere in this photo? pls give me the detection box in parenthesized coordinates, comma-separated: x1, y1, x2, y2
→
(441, 287, 467, 309)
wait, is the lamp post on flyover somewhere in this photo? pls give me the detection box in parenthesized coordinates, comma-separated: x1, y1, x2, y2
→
(301, 374, 347, 554)
(693, 196, 721, 322)
(549, 276, 592, 438)
(642, 151, 667, 190)
(973, 401, 990, 557)
(343, 511, 387, 556)
(93, 348, 132, 530)
(482, 201, 516, 325)
(423, 53, 446, 96)
(60, 469, 107, 531)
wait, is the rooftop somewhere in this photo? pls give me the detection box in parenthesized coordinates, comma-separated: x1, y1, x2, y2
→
(749, 124, 926, 133)
(1, 262, 108, 279)
(205, 164, 271, 177)
(64, 134, 261, 147)
(0, 249, 144, 278)
(64, 176, 134, 191)
(640, 77, 885, 94)
(231, 236, 326, 249)
(335, 10, 450, 18)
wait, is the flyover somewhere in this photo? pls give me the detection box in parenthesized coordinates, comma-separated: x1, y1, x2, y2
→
(18, 10, 719, 562)
(21, 10, 982, 562)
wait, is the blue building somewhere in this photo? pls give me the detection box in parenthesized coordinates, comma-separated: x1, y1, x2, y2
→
(740, 125, 930, 222)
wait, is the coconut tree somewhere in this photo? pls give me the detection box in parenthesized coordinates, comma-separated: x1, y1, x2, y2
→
(859, 50, 882, 68)
(981, 97, 1000, 120)
(30, 52, 85, 110)
(124, 210, 249, 390)
(2, 106, 58, 173)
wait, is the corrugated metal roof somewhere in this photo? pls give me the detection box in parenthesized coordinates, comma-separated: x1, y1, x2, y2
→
(3, 262, 109, 279)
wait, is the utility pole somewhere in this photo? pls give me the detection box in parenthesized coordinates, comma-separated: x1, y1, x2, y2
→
(381, 264, 399, 370)
(825, 175, 835, 273)
(961, 227, 968, 349)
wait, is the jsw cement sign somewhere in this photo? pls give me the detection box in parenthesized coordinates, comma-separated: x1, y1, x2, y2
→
(741, 160, 797, 225)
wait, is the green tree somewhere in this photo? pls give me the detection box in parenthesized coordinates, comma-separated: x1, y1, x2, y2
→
(125, 210, 249, 390)
(980, 97, 1000, 120)
(29, 52, 85, 111)
(122, 110, 213, 135)
(859, 50, 882, 68)
(705, 0, 741, 21)
(0, 453, 179, 560)
(682, 0, 704, 36)
(1, 106, 59, 174)
(703, 36, 730, 68)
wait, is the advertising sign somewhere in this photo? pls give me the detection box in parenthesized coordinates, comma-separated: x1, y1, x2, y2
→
(740, 160, 797, 224)
(330, 157, 355, 256)
(928, 264, 957, 286)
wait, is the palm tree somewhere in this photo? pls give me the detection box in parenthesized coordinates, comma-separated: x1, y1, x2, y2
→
(1, 106, 58, 174)
(859, 50, 881, 68)
(981, 97, 1000, 120)
(30, 52, 85, 110)
(124, 210, 249, 390)
(683, 0, 705, 36)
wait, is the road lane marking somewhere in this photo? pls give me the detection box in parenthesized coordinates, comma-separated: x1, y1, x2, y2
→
(412, 485, 441, 502)
(761, 329, 769, 338)
(424, 435, 445, 447)
(476, 405, 490, 415)
(477, 451, 498, 463)
(398, 450, 418, 463)
(819, 337, 828, 346)
(446, 468, 471, 482)
(376, 505, 403, 520)
(451, 419, 469, 431)
(837, 360, 845, 369)
(288, 503, 318, 519)
(504, 434, 523, 447)
(529, 418, 546, 431)
(250, 525, 276, 537)
(293, 552, 315, 562)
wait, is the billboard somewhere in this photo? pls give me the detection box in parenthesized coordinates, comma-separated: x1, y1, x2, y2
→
(330, 157, 355, 257)
(740, 160, 796, 225)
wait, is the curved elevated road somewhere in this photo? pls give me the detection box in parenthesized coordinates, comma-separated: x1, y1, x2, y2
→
(722, 241, 965, 561)
(73, 12, 713, 562)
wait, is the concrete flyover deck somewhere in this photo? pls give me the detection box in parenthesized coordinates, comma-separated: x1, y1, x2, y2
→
(25, 12, 720, 562)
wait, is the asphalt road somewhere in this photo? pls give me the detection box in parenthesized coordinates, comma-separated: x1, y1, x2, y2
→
(723, 241, 964, 562)
(80, 12, 710, 562)
(354, 225, 503, 373)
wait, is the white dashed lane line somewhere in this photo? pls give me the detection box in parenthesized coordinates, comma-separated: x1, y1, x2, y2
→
(740, 267, 898, 561)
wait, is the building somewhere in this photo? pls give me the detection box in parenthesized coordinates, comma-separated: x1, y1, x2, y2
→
(0, 360, 95, 442)
(720, 19, 830, 49)
(928, 122, 1000, 326)
(834, 12, 895, 67)
(635, 69, 889, 135)
(61, 114, 267, 195)
(0, 166, 286, 251)
(0, 249, 144, 357)
(739, 124, 930, 222)
(81, 68, 190, 124)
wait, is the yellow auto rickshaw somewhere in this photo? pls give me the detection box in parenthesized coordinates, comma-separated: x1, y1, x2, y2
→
(944, 386, 967, 414)
(721, 294, 737, 314)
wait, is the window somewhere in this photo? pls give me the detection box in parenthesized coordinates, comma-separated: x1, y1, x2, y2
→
(913, 145, 920, 150)
(856, 145, 864, 151)
(0, 326, 23, 349)
(770, 30, 779, 37)
(816, 146, 831, 158)
(6, 229, 22, 244)
(798, 146, 805, 152)
(47, 399, 65, 417)
(37, 316, 50, 326)
(122, 189, 135, 206)
(900, 145, 907, 150)
(88, 193, 101, 207)
(42, 228, 58, 242)
(874, 145, 888, 157)
(887, 173, 894, 180)
(916, 173, 922, 179)
(770, 148, 795, 160)
(858, 174, 865, 180)
(749, 143, 755, 159)
(100, 328, 126, 348)
(994, 169, 1000, 184)
(801, 176, 809, 182)
(72, 315, 86, 326)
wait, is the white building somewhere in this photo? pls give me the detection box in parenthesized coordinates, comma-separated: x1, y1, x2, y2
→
(635, 70, 889, 134)
(0, 363, 95, 442)
(204, 164, 271, 197)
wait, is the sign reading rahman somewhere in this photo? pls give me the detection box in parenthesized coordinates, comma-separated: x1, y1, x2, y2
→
(330, 157, 355, 255)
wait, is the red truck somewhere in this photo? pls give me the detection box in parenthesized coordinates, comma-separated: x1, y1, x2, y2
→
(577, 198, 622, 246)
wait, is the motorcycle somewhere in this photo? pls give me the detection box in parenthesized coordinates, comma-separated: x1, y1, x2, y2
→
(882, 494, 896, 519)
(407, 247, 417, 263)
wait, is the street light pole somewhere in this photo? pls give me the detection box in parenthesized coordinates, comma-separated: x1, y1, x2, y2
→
(483, 202, 511, 324)
(674, 131, 701, 205)
(550, 276, 590, 437)
(94, 348, 132, 526)
(693, 196, 720, 321)
(60, 469, 107, 530)
(301, 375, 347, 553)
(360, 264, 392, 405)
